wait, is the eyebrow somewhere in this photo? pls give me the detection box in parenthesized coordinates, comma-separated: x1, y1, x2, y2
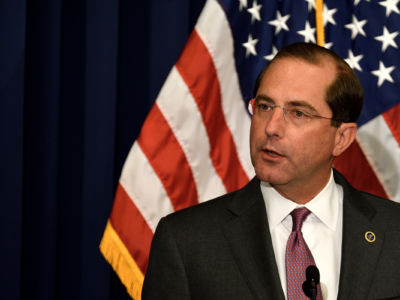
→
(286, 101, 319, 114)
(255, 94, 274, 103)
(255, 94, 319, 114)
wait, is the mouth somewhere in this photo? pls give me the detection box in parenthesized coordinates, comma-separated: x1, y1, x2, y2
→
(262, 148, 285, 159)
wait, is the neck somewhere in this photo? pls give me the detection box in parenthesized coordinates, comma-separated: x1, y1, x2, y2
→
(271, 171, 332, 204)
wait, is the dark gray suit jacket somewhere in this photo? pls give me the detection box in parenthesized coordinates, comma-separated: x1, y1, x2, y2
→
(142, 170, 400, 299)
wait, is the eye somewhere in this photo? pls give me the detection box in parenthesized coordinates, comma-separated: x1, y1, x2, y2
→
(288, 108, 310, 119)
(294, 110, 305, 117)
(257, 103, 273, 111)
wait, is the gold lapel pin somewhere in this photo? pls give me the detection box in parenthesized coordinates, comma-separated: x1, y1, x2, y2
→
(365, 231, 376, 243)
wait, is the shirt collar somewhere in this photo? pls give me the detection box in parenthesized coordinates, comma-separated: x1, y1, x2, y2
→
(261, 170, 339, 231)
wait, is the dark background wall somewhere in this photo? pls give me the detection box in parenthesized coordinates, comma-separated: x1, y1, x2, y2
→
(0, 0, 205, 299)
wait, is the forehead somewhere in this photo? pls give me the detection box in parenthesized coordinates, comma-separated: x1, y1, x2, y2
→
(257, 57, 336, 109)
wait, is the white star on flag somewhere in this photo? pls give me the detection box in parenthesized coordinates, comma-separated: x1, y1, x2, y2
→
(239, 0, 248, 11)
(247, 1, 262, 23)
(375, 26, 399, 52)
(371, 61, 395, 87)
(354, 0, 371, 5)
(345, 15, 367, 39)
(268, 11, 290, 35)
(304, 0, 316, 11)
(264, 46, 278, 61)
(379, 0, 400, 17)
(323, 4, 337, 26)
(242, 34, 258, 57)
(297, 21, 316, 43)
(345, 50, 364, 71)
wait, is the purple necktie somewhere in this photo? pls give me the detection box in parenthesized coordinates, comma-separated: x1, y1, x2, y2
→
(285, 208, 322, 300)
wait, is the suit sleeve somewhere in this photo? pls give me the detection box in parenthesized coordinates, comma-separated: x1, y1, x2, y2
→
(142, 217, 191, 299)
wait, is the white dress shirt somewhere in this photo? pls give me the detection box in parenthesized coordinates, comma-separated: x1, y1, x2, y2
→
(260, 170, 343, 300)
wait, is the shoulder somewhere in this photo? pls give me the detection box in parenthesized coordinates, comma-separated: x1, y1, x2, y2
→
(156, 176, 262, 235)
(358, 191, 400, 227)
(334, 168, 400, 228)
(160, 190, 237, 230)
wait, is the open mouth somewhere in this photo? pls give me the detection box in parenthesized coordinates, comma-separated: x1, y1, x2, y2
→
(263, 148, 284, 158)
(266, 150, 280, 157)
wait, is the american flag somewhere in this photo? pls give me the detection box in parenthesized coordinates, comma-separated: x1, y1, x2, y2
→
(100, 0, 400, 298)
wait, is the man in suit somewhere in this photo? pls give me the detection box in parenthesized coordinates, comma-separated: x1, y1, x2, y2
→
(142, 43, 400, 299)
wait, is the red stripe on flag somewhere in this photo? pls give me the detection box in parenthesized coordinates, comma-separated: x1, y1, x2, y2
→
(334, 141, 388, 199)
(137, 104, 198, 210)
(382, 103, 400, 147)
(110, 184, 153, 273)
(176, 30, 249, 192)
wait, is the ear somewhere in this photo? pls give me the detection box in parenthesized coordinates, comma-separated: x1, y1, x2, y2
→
(332, 122, 357, 157)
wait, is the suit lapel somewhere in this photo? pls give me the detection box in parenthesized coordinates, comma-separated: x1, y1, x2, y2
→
(335, 171, 384, 300)
(222, 178, 285, 300)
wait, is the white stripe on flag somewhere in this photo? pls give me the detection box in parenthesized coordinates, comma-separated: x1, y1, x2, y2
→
(357, 115, 400, 203)
(156, 67, 227, 202)
(196, 0, 255, 179)
(120, 142, 174, 232)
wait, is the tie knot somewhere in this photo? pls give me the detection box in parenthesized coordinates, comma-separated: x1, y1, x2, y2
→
(290, 207, 311, 232)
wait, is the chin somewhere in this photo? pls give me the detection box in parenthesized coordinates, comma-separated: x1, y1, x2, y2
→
(254, 167, 290, 185)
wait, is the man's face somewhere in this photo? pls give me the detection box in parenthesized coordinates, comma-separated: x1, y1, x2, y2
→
(250, 57, 340, 198)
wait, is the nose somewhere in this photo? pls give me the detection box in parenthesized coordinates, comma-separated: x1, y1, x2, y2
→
(265, 107, 285, 137)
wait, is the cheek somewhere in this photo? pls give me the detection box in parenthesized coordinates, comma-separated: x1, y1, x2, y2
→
(249, 121, 255, 142)
(250, 119, 263, 144)
(288, 128, 335, 160)
(249, 122, 258, 159)
(315, 128, 337, 150)
(305, 132, 335, 161)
